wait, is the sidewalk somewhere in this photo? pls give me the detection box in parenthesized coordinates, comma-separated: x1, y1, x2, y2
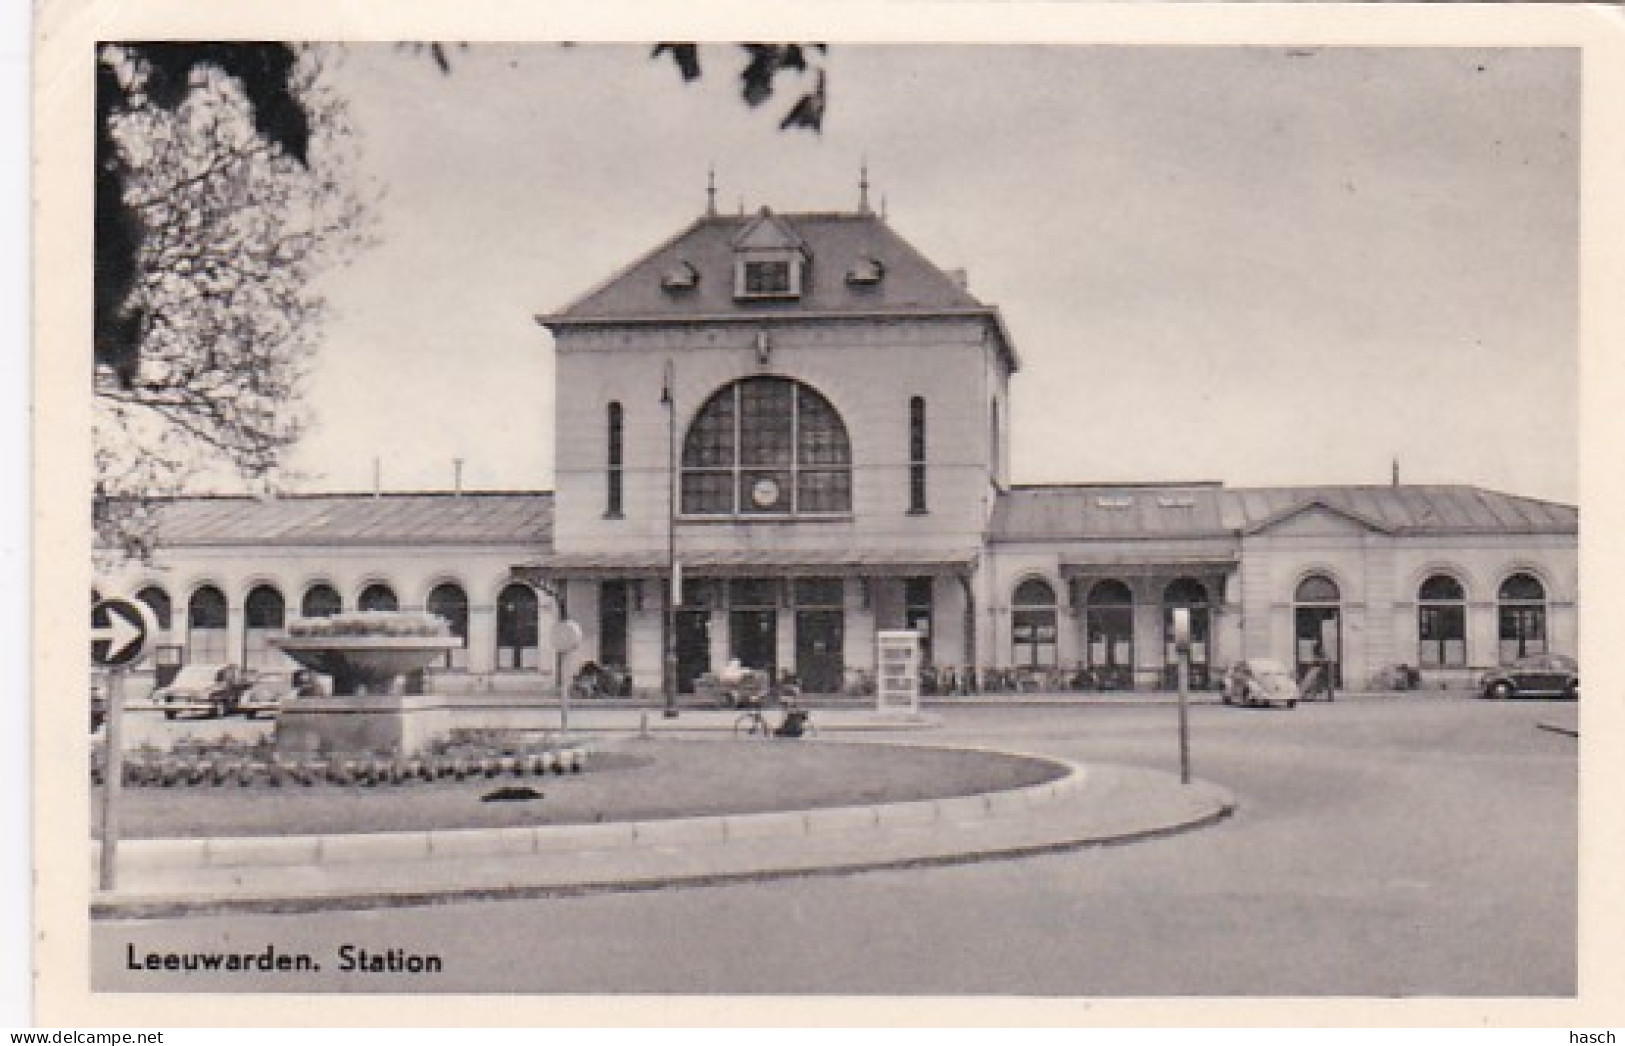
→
(92, 754, 1236, 919)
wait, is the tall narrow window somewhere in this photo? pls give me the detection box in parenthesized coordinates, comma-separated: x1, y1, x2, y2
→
(908, 397, 927, 513)
(606, 402, 624, 517)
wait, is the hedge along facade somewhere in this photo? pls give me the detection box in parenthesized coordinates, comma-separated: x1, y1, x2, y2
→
(93, 204, 1577, 692)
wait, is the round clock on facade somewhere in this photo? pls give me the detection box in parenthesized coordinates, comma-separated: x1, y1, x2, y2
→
(751, 477, 782, 508)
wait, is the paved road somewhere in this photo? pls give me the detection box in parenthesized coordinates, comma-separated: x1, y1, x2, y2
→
(94, 696, 1576, 997)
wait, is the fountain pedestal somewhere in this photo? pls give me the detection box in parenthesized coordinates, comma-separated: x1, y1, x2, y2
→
(273, 634, 461, 757)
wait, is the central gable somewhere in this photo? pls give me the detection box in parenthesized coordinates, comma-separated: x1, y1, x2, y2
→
(1248, 501, 1388, 538)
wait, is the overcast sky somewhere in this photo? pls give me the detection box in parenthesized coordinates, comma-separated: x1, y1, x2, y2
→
(281, 43, 1579, 503)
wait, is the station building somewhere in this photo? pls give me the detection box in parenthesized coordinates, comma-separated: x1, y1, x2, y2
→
(94, 201, 1579, 694)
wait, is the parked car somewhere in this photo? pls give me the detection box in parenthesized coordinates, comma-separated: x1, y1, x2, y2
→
(1221, 658, 1300, 709)
(150, 663, 259, 719)
(1479, 654, 1578, 700)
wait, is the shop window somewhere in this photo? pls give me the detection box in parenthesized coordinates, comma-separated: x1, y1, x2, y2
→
(1418, 574, 1467, 668)
(1011, 577, 1058, 668)
(1497, 572, 1548, 662)
(427, 583, 470, 670)
(681, 378, 851, 516)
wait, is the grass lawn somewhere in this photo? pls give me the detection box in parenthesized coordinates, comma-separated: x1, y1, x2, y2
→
(92, 738, 1068, 839)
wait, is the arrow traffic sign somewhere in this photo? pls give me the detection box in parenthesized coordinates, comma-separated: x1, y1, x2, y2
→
(91, 597, 158, 668)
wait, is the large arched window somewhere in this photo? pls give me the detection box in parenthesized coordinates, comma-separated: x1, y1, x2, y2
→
(496, 583, 540, 670)
(427, 583, 470, 670)
(1418, 573, 1467, 669)
(187, 585, 229, 663)
(1011, 577, 1058, 669)
(301, 583, 342, 619)
(681, 377, 851, 516)
(242, 585, 286, 670)
(1497, 572, 1547, 662)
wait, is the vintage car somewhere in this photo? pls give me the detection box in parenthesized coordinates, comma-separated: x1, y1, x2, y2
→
(1479, 653, 1579, 701)
(1221, 658, 1300, 709)
(149, 663, 263, 719)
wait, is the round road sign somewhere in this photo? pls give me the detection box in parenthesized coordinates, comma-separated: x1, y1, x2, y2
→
(91, 597, 159, 668)
(551, 619, 583, 654)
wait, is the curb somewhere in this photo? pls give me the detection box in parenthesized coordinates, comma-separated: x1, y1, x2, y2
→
(93, 780, 1235, 920)
(92, 745, 1089, 873)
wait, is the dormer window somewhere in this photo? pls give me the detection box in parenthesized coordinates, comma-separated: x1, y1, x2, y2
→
(660, 260, 699, 293)
(743, 260, 793, 296)
(732, 207, 808, 301)
(846, 255, 885, 286)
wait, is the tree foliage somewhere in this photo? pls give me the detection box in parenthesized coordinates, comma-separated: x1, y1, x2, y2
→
(93, 44, 373, 558)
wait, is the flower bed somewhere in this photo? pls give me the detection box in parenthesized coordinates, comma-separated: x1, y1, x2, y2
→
(92, 729, 587, 789)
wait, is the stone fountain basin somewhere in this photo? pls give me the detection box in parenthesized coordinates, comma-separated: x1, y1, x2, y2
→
(273, 635, 463, 757)
(275, 635, 462, 687)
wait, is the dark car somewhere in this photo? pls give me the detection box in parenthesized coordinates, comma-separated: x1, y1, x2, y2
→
(1479, 654, 1578, 700)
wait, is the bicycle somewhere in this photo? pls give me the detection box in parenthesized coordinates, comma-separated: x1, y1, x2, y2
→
(732, 697, 816, 739)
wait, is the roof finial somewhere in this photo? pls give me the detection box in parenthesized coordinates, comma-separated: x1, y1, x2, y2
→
(859, 157, 871, 214)
(880, 193, 888, 220)
(1392, 457, 1400, 487)
(705, 165, 717, 217)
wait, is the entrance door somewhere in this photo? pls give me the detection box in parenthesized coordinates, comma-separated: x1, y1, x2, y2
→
(1294, 606, 1342, 687)
(729, 609, 778, 676)
(675, 610, 711, 694)
(796, 609, 844, 693)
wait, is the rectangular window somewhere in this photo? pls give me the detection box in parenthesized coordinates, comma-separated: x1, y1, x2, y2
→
(729, 578, 780, 608)
(681, 471, 732, 515)
(794, 577, 845, 608)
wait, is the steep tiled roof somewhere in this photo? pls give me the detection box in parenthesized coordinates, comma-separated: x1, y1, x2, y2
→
(544, 210, 993, 323)
(990, 484, 1577, 543)
(139, 492, 554, 548)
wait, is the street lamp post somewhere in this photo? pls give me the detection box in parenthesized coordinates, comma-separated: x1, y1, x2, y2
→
(662, 360, 680, 719)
